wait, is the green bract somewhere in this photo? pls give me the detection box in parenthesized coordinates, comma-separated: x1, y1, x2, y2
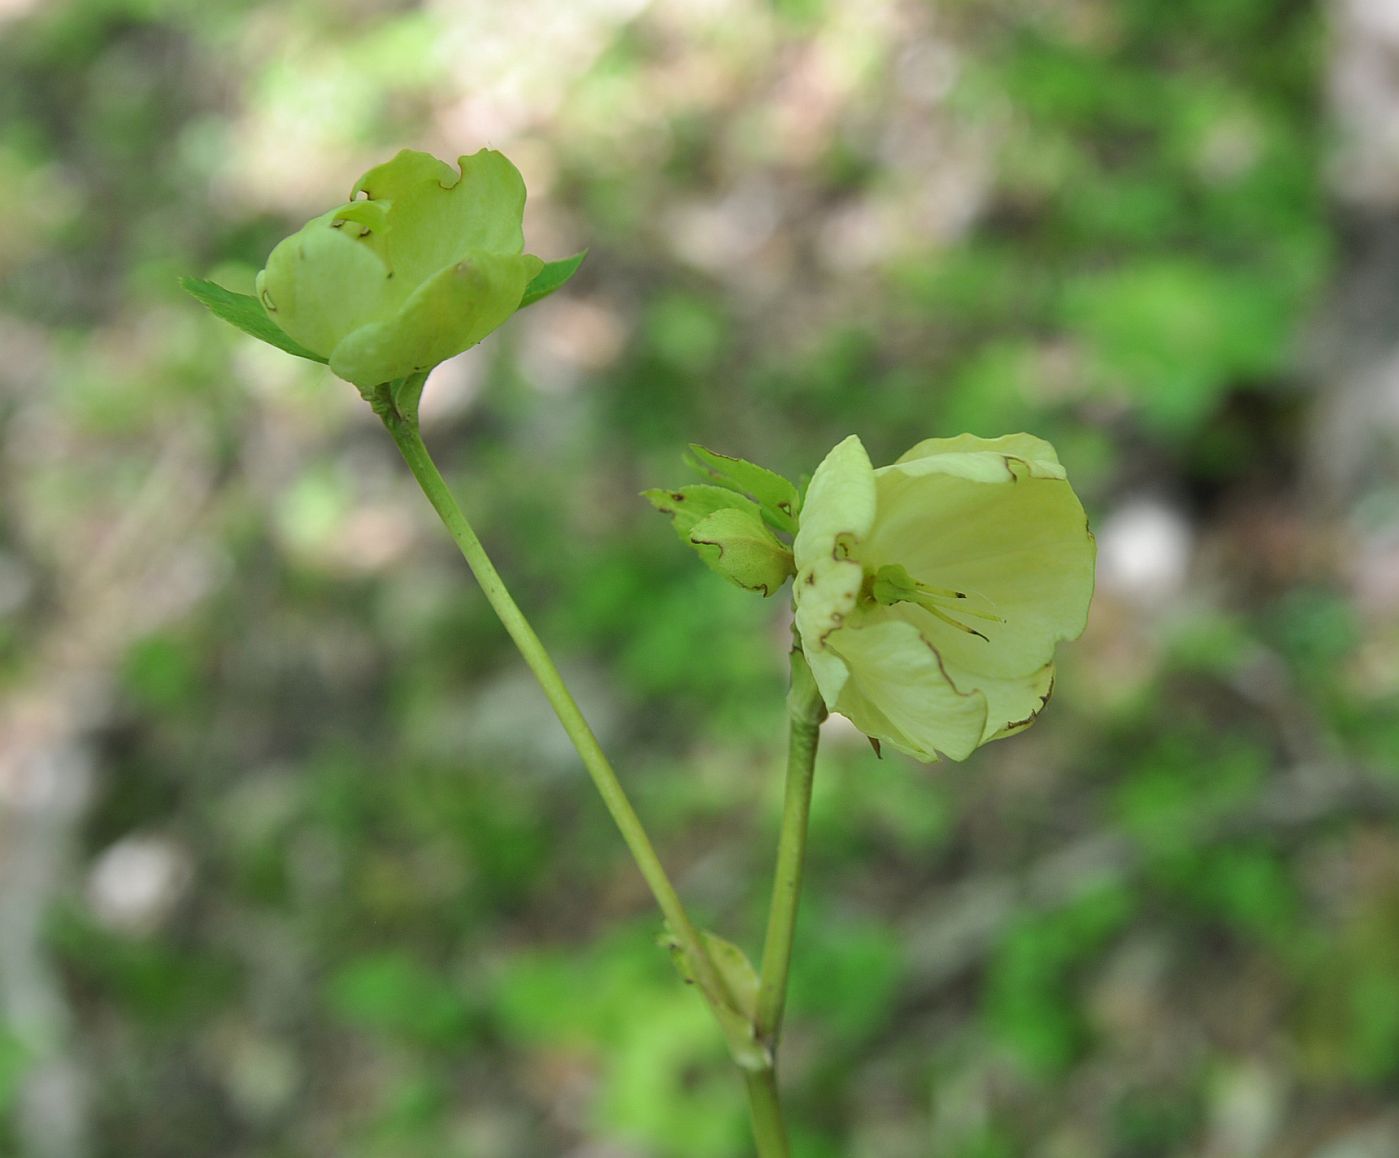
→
(253, 148, 545, 388)
(793, 434, 1095, 762)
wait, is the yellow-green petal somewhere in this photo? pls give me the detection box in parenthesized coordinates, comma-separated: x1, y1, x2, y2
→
(329, 251, 543, 387)
(359, 148, 528, 290)
(825, 616, 988, 761)
(793, 435, 876, 565)
(351, 148, 459, 201)
(255, 208, 396, 359)
(865, 466, 1094, 681)
(802, 633, 853, 714)
(792, 436, 876, 705)
(896, 432, 1063, 471)
(981, 660, 1057, 743)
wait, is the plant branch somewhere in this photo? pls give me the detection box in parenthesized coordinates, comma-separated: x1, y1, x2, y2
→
(755, 645, 825, 1046)
(744, 1068, 791, 1158)
(379, 397, 736, 1022)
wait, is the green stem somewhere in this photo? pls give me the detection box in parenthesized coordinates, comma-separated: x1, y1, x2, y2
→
(755, 647, 825, 1046)
(737, 647, 824, 1156)
(380, 404, 733, 1017)
(744, 1068, 790, 1158)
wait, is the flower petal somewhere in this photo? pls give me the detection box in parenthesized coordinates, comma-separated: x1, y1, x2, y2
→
(355, 148, 529, 289)
(865, 460, 1094, 683)
(882, 609, 1060, 743)
(793, 435, 876, 568)
(825, 616, 988, 761)
(801, 626, 854, 710)
(255, 208, 396, 359)
(329, 251, 543, 387)
(896, 432, 1063, 473)
(981, 660, 1057, 743)
(792, 435, 877, 705)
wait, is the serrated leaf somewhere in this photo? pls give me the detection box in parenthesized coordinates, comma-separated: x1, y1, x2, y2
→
(688, 507, 794, 596)
(518, 251, 587, 309)
(685, 444, 800, 532)
(180, 277, 329, 364)
(642, 484, 763, 540)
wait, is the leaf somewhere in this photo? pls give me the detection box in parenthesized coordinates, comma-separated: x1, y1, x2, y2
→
(642, 484, 763, 540)
(518, 250, 587, 309)
(180, 277, 328, 364)
(687, 507, 794, 596)
(685, 444, 800, 532)
(644, 487, 794, 595)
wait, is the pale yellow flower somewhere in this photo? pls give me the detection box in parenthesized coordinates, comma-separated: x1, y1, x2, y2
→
(793, 434, 1095, 761)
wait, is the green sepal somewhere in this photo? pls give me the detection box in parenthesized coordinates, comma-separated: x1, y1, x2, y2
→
(518, 251, 587, 309)
(660, 927, 769, 1071)
(685, 445, 800, 533)
(687, 507, 794, 596)
(179, 277, 328, 364)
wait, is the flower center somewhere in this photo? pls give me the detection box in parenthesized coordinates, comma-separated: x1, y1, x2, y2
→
(866, 563, 1003, 641)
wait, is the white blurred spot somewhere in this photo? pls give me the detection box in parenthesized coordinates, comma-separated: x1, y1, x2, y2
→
(1349, 527, 1399, 615)
(0, 0, 41, 25)
(896, 41, 960, 106)
(417, 352, 483, 423)
(518, 296, 627, 396)
(1203, 1060, 1284, 1158)
(667, 181, 781, 273)
(86, 834, 192, 935)
(1096, 497, 1194, 604)
(210, 1023, 300, 1121)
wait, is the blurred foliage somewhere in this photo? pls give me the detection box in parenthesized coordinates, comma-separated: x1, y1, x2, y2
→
(4, 0, 1399, 1155)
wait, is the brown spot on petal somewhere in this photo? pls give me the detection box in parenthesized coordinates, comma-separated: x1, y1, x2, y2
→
(816, 612, 846, 649)
(867, 736, 883, 759)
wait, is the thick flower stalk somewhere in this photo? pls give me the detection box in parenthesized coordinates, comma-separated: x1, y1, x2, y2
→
(793, 433, 1095, 762)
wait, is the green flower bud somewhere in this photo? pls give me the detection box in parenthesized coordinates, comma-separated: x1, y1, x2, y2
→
(687, 506, 795, 596)
(253, 149, 544, 388)
(643, 485, 795, 596)
(793, 434, 1096, 762)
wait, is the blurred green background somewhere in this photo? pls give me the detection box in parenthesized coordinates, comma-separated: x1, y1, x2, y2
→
(4, 0, 1399, 1155)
